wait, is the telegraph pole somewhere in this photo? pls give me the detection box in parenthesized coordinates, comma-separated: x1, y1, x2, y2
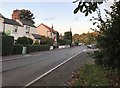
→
(70, 27, 72, 47)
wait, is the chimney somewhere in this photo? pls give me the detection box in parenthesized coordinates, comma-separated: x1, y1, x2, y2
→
(12, 9, 20, 20)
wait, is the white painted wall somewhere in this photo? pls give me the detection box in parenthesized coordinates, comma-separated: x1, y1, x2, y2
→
(0, 18, 37, 41)
(4, 24, 24, 40)
(0, 18, 4, 32)
(29, 26, 37, 34)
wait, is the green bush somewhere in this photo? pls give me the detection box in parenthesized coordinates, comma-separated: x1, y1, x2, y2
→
(2, 35, 14, 56)
(39, 45, 50, 51)
(12, 44, 23, 54)
(16, 37, 33, 46)
(40, 36, 53, 46)
(27, 45, 50, 53)
(58, 39, 71, 45)
(34, 40, 40, 45)
(45, 37, 53, 46)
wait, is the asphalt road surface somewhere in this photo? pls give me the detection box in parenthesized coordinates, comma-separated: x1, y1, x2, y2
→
(2, 46, 87, 87)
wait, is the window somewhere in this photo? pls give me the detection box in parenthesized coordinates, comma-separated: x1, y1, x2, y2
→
(26, 26, 30, 33)
(13, 25, 18, 33)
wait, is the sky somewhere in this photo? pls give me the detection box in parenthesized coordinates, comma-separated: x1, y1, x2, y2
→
(0, 1, 114, 35)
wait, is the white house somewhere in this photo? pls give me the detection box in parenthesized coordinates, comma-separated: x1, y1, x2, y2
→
(0, 10, 40, 42)
(0, 13, 5, 32)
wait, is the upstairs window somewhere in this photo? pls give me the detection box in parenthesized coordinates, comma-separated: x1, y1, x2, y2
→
(13, 25, 18, 33)
(26, 26, 30, 34)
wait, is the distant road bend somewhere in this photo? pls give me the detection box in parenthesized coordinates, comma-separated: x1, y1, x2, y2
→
(2, 46, 86, 87)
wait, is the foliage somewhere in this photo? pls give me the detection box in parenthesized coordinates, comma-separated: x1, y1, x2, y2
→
(2, 35, 14, 56)
(2, 32, 6, 35)
(92, 1, 120, 69)
(5, 30, 11, 36)
(27, 45, 50, 53)
(40, 36, 46, 45)
(16, 37, 33, 46)
(58, 39, 71, 45)
(76, 64, 109, 86)
(45, 37, 53, 46)
(12, 44, 23, 54)
(72, 33, 79, 43)
(20, 9, 35, 24)
(73, 0, 104, 16)
(64, 31, 72, 46)
(56, 32, 59, 42)
(73, 32, 98, 45)
(40, 36, 53, 46)
(34, 40, 40, 45)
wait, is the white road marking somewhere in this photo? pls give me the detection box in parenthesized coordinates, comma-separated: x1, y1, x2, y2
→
(24, 55, 31, 57)
(33, 53, 44, 56)
(25, 49, 85, 87)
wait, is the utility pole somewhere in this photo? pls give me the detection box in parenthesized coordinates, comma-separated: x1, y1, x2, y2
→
(70, 27, 72, 47)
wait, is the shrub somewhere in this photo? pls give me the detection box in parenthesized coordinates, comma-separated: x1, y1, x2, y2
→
(58, 39, 71, 45)
(16, 37, 33, 46)
(27, 45, 50, 53)
(2, 35, 14, 56)
(40, 36, 53, 46)
(34, 40, 40, 45)
(45, 37, 53, 46)
(12, 44, 23, 54)
(39, 45, 50, 51)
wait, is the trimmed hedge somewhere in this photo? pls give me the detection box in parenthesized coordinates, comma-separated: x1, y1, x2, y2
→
(12, 44, 23, 54)
(16, 37, 33, 46)
(27, 45, 50, 53)
(2, 35, 14, 56)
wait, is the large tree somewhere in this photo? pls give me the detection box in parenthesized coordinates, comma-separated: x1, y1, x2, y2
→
(89, 1, 120, 69)
(20, 9, 35, 24)
(73, 33, 80, 42)
(64, 31, 72, 46)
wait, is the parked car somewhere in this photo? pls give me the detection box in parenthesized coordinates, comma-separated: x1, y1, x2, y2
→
(78, 43, 82, 46)
(87, 44, 96, 49)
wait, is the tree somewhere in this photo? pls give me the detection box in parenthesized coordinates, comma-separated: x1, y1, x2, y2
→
(73, 33, 80, 42)
(64, 31, 72, 46)
(92, 1, 120, 69)
(56, 32, 59, 43)
(20, 9, 35, 24)
(73, 0, 105, 16)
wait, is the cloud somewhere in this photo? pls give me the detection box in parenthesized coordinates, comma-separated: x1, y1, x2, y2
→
(43, 17, 56, 21)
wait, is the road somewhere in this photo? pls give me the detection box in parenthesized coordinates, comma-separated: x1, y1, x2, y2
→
(2, 46, 86, 86)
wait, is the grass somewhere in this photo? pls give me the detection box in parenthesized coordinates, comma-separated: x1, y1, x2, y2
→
(76, 64, 110, 86)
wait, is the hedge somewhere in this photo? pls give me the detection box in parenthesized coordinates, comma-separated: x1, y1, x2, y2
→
(27, 45, 50, 53)
(2, 35, 14, 56)
(16, 37, 33, 46)
(12, 44, 23, 55)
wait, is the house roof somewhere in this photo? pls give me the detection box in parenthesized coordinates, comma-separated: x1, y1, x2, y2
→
(39, 23, 57, 33)
(3, 18, 22, 26)
(31, 34, 41, 39)
(0, 13, 4, 18)
(20, 19, 36, 28)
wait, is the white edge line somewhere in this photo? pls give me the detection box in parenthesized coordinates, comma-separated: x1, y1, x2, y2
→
(25, 49, 85, 87)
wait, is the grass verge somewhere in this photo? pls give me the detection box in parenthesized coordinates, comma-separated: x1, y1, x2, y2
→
(76, 64, 110, 86)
